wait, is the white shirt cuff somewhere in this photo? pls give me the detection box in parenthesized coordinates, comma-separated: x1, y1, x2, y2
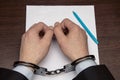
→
(13, 65, 33, 80)
(75, 59, 97, 74)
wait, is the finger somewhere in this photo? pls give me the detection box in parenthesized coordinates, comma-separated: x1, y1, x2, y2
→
(54, 22, 66, 43)
(61, 18, 78, 31)
(42, 27, 53, 44)
(43, 25, 53, 32)
(28, 22, 47, 34)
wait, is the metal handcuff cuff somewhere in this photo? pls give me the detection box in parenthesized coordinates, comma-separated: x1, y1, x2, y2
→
(14, 55, 95, 76)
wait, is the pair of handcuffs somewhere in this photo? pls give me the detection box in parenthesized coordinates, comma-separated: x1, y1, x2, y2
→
(14, 55, 95, 76)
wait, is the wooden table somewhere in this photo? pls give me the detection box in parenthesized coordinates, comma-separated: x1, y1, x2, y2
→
(0, 0, 120, 80)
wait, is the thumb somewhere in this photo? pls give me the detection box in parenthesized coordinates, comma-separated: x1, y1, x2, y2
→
(54, 22, 66, 44)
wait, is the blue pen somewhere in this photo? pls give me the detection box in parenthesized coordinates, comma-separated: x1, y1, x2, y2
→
(72, 11, 99, 44)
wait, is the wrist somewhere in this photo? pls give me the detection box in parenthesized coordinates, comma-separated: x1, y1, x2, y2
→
(75, 59, 97, 74)
(19, 58, 39, 65)
(71, 53, 89, 61)
(13, 61, 40, 72)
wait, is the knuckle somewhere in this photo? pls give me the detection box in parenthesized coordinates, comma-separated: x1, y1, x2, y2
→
(37, 22, 45, 26)
(63, 18, 70, 22)
(26, 31, 34, 36)
(32, 23, 37, 26)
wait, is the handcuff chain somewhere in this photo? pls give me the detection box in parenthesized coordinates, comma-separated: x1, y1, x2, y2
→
(46, 68, 65, 75)
(34, 63, 75, 76)
(34, 55, 95, 76)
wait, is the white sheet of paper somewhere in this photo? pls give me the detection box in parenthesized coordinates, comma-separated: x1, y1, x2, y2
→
(26, 5, 99, 80)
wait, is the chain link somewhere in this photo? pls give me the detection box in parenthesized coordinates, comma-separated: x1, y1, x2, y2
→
(46, 68, 65, 75)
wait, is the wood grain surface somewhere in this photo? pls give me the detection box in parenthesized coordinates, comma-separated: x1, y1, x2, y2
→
(0, 0, 120, 80)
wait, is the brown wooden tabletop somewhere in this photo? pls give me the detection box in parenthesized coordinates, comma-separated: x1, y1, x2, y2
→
(0, 0, 120, 80)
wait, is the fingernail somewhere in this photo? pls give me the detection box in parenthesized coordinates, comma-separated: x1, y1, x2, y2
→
(49, 26, 54, 30)
(55, 22, 59, 26)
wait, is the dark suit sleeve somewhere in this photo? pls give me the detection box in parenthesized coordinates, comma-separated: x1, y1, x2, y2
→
(0, 68, 28, 80)
(73, 65, 115, 80)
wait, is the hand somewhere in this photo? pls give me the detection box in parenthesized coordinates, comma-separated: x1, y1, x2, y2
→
(19, 22, 53, 65)
(54, 18, 89, 61)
